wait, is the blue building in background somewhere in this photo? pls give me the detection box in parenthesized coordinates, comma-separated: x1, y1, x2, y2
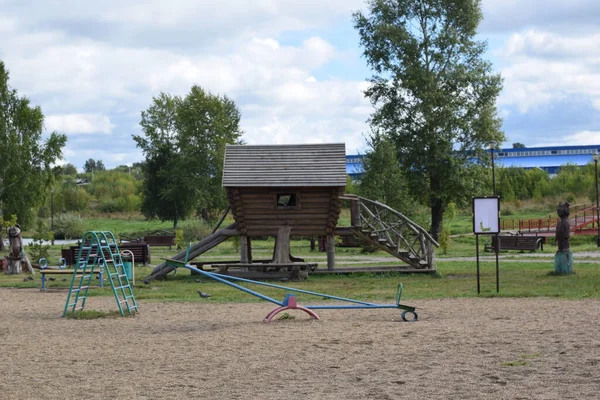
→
(346, 144, 600, 178)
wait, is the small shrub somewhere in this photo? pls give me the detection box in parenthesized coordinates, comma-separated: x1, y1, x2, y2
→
(276, 312, 295, 320)
(175, 228, 184, 250)
(53, 212, 85, 240)
(500, 207, 514, 216)
(566, 193, 576, 204)
(97, 199, 124, 213)
(231, 235, 240, 253)
(179, 220, 213, 242)
(27, 220, 53, 263)
(439, 227, 450, 254)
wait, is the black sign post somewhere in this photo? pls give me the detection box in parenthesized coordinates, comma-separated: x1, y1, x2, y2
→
(473, 197, 501, 294)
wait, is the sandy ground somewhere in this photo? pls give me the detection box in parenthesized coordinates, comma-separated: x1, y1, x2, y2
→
(1, 288, 599, 400)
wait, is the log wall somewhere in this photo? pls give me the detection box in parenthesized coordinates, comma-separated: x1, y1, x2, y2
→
(228, 186, 344, 237)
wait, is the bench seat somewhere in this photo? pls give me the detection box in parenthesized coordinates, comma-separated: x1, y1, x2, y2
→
(485, 235, 545, 252)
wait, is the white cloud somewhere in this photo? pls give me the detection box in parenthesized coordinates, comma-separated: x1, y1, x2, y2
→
(498, 30, 600, 112)
(535, 131, 600, 147)
(45, 114, 114, 134)
(0, 1, 376, 169)
(481, 0, 600, 33)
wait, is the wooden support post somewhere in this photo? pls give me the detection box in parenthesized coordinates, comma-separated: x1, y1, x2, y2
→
(247, 237, 253, 263)
(350, 199, 361, 227)
(240, 235, 249, 263)
(327, 234, 335, 270)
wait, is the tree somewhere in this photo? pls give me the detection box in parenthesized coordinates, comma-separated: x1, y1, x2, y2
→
(358, 131, 416, 216)
(0, 61, 66, 227)
(83, 159, 105, 174)
(512, 142, 526, 148)
(354, 0, 504, 240)
(57, 163, 78, 176)
(133, 86, 243, 228)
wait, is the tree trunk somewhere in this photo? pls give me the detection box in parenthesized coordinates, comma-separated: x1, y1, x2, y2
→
(272, 225, 292, 264)
(431, 198, 443, 242)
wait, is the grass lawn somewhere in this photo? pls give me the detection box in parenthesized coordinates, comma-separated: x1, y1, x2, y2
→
(3, 208, 599, 306)
(3, 245, 599, 305)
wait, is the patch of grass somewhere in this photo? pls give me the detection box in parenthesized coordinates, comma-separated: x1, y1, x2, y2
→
(276, 313, 296, 320)
(64, 310, 125, 319)
(500, 360, 529, 367)
(519, 353, 541, 359)
(500, 354, 540, 367)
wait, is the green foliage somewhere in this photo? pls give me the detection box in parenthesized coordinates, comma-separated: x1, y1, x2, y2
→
(174, 228, 184, 250)
(0, 61, 67, 228)
(231, 235, 240, 253)
(64, 310, 125, 319)
(358, 132, 415, 216)
(84, 170, 141, 213)
(53, 212, 85, 240)
(0, 214, 17, 228)
(57, 163, 78, 176)
(83, 159, 105, 173)
(133, 86, 243, 228)
(27, 219, 53, 263)
(439, 202, 456, 254)
(60, 185, 93, 212)
(354, 0, 504, 239)
(178, 220, 213, 242)
(438, 227, 450, 255)
(496, 163, 597, 203)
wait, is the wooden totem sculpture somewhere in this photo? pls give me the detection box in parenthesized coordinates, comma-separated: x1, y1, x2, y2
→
(5, 225, 34, 275)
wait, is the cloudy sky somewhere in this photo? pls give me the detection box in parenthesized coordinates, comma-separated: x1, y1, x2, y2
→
(1, 0, 599, 170)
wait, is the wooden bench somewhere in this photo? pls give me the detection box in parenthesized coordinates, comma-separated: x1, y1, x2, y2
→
(144, 235, 175, 249)
(39, 269, 103, 291)
(485, 235, 546, 252)
(63, 243, 151, 266)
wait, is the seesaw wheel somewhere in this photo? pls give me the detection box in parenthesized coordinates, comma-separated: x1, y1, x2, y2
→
(401, 310, 418, 322)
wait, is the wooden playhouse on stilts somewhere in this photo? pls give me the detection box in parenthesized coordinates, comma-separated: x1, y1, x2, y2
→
(222, 143, 346, 275)
(145, 143, 437, 282)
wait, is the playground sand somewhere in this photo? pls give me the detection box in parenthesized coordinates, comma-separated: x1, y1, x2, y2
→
(1, 288, 599, 399)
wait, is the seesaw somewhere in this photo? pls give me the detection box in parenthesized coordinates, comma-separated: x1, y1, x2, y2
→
(182, 264, 418, 323)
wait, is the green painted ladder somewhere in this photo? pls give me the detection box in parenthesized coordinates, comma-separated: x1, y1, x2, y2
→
(63, 231, 138, 317)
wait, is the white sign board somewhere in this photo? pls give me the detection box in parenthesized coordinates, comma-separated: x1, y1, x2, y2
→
(473, 197, 500, 234)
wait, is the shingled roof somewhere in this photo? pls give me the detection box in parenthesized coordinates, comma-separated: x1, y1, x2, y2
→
(222, 143, 347, 187)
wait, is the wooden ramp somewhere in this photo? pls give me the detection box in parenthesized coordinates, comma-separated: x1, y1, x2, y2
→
(143, 223, 239, 284)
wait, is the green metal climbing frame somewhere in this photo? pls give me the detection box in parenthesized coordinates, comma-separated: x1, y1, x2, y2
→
(63, 231, 138, 317)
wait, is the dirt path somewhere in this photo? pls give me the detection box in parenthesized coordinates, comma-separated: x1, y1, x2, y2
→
(1, 289, 599, 399)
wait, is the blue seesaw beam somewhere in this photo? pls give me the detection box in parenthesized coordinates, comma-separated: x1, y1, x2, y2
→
(182, 265, 416, 314)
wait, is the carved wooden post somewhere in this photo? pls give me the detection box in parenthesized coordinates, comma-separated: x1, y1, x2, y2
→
(6, 226, 22, 274)
(554, 202, 573, 274)
(326, 234, 335, 270)
(5, 225, 34, 275)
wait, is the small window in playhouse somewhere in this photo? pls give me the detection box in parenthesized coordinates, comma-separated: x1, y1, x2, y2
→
(276, 193, 297, 208)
